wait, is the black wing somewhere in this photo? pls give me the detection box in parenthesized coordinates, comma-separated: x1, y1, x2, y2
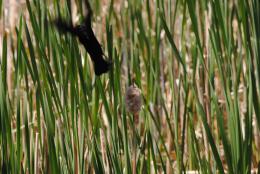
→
(83, 0, 93, 27)
(53, 18, 76, 35)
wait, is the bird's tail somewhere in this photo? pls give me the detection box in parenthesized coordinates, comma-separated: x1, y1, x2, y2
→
(53, 18, 76, 35)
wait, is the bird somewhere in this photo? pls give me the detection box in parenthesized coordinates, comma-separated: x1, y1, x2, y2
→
(53, 0, 111, 76)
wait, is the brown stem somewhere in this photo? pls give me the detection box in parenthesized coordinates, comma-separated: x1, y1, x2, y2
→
(132, 113, 139, 174)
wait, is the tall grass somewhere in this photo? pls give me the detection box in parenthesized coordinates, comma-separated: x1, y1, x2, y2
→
(0, 0, 259, 173)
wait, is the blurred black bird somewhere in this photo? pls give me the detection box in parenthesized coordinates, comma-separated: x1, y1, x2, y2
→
(53, 0, 111, 76)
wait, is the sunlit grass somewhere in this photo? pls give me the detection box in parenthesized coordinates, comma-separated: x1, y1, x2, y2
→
(0, 0, 259, 173)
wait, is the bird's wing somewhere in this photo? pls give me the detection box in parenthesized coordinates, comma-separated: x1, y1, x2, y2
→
(83, 0, 93, 27)
(53, 18, 75, 35)
(76, 24, 90, 40)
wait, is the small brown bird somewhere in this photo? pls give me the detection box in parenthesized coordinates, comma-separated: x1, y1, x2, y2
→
(53, 0, 111, 76)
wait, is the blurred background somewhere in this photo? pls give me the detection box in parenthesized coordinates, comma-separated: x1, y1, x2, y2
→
(0, 0, 259, 173)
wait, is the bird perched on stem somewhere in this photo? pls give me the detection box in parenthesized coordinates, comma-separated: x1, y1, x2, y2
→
(53, 0, 111, 76)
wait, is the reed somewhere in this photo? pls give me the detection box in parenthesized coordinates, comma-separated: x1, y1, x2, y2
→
(0, 0, 259, 173)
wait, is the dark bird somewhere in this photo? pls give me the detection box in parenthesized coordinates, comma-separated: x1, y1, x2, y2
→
(53, 0, 111, 76)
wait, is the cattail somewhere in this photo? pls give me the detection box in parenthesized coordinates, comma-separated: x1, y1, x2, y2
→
(125, 84, 142, 174)
(125, 84, 142, 124)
